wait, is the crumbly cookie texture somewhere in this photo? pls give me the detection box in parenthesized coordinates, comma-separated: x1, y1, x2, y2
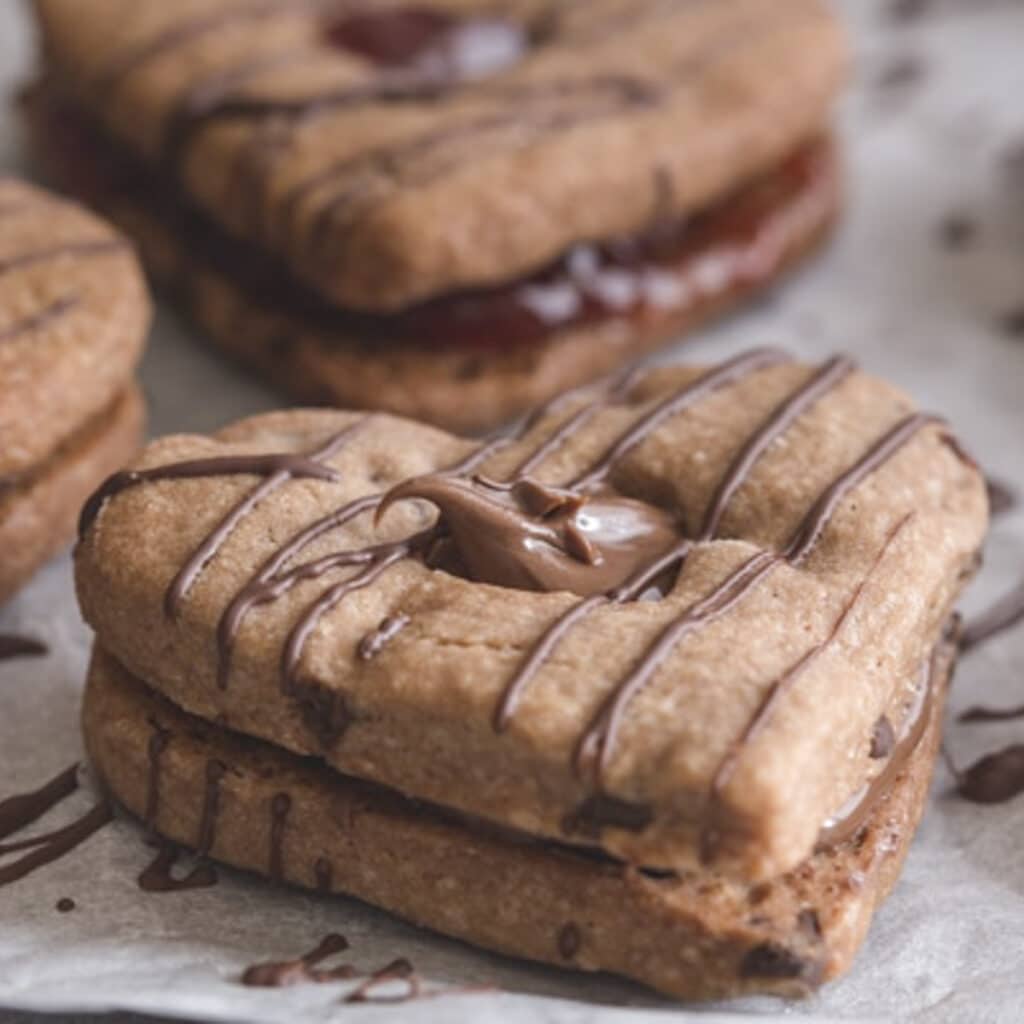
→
(0, 178, 149, 478)
(74, 355, 988, 879)
(84, 639, 952, 1001)
(32, 0, 846, 309)
(0, 388, 144, 605)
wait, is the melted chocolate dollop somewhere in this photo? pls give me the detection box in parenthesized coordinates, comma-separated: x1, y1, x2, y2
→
(377, 475, 682, 597)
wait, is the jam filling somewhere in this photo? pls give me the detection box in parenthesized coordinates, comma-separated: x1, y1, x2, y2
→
(323, 7, 527, 82)
(27, 83, 836, 352)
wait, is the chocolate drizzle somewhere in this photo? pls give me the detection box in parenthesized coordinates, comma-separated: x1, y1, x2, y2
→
(138, 842, 219, 892)
(241, 933, 353, 988)
(954, 746, 1024, 805)
(0, 635, 48, 661)
(144, 718, 171, 824)
(197, 759, 227, 856)
(268, 791, 291, 881)
(0, 764, 111, 888)
(344, 957, 420, 1004)
(960, 579, 1024, 654)
(358, 614, 410, 661)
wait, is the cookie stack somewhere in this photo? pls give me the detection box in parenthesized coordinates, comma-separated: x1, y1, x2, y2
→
(0, 178, 148, 604)
(76, 351, 987, 999)
(27, 0, 845, 431)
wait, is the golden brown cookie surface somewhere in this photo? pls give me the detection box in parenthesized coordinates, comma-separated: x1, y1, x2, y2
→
(74, 351, 987, 879)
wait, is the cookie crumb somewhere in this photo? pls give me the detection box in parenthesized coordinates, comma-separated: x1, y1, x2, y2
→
(557, 922, 581, 960)
(875, 54, 927, 93)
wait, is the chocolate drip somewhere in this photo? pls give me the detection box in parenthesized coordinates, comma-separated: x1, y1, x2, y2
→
(986, 477, 1017, 518)
(816, 638, 945, 849)
(80, 446, 347, 539)
(0, 295, 79, 345)
(145, 719, 171, 825)
(268, 792, 291, 881)
(955, 746, 1024, 805)
(960, 579, 1024, 653)
(0, 635, 47, 661)
(344, 957, 419, 1004)
(358, 614, 410, 661)
(241, 933, 352, 988)
(959, 703, 1024, 724)
(138, 842, 218, 892)
(0, 764, 78, 840)
(314, 856, 333, 892)
(197, 760, 227, 856)
(0, 803, 111, 888)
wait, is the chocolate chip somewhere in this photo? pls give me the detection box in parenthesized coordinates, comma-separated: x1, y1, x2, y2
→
(937, 213, 976, 250)
(998, 308, 1024, 338)
(292, 682, 353, 749)
(797, 908, 823, 940)
(557, 923, 581, 960)
(885, 0, 933, 23)
(870, 715, 896, 759)
(875, 54, 927, 93)
(739, 943, 809, 980)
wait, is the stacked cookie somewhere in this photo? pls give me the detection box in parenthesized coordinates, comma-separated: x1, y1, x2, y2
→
(76, 351, 988, 999)
(0, 179, 148, 604)
(27, 0, 845, 431)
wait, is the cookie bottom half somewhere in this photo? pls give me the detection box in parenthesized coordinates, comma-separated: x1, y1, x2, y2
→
(84, 640, 951, 1002)
(25, 84, 840, 434)
(0, 387, 144, 605)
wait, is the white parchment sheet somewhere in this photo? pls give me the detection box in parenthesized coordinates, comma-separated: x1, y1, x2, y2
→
(2, 2, 1024, 1022)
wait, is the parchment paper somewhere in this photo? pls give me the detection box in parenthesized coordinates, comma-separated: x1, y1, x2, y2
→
(2, 1, 1023, 1021)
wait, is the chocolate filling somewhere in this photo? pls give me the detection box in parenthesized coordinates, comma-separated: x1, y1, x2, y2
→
(26, 80, 837, 352)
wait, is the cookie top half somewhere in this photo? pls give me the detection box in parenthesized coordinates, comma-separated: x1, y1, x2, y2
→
(75, 350, 987, 880)
(33, 0, 846, 310)
(0, 178, 149, 479)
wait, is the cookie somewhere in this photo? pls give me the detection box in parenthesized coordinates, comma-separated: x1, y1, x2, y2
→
(84, 630, 954, 1000)
(27, 0, 845, 431)
(74, 350, 988, 881)
(0, 178, 149, 603)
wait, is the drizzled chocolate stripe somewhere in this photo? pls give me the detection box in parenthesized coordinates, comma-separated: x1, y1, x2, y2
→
(698, 356, 855, 539)
(960, 579, 1024, 654)
(0, 238, 127, 278)
(0, 295, 78, 345)
(0, 635, 47, 661)
(164, 423, 362, 617)
(0, 804, 112, 887)
(0, 764, 111, 888)
(93, 0, 313, 96)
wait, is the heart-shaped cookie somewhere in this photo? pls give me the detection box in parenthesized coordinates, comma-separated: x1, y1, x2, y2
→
(75, 348, 987, 879)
